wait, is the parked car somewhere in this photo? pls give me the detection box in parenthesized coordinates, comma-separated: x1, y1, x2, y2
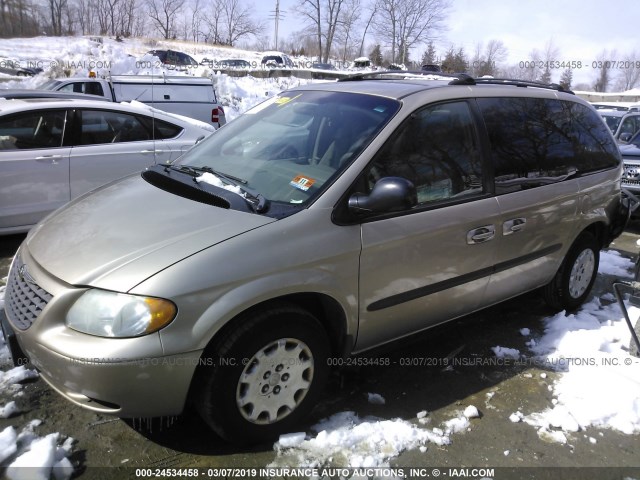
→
(38, 75, 226, 128)
(311, 62, 336, 70)
(421, 64, 442, 72)
(598, 108, 626, 133)
(1, 75, 626, 445)
(597, 109, 640, 143)
(615, 112, 640, 143)
(620, 131, 640, 209)
(260, 51, 294, 68)
(0, 97, 214, 234)
(147, 49, 199, 69)
(218, 59, 251, 69)
(0, 88, 111, 102)
(0, 59, 42, 77)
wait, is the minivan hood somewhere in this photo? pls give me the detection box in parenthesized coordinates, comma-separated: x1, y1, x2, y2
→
(26, 174, 275, 291)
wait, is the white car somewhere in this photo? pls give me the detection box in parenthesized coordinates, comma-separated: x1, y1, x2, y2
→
(0, 98, 215, 234)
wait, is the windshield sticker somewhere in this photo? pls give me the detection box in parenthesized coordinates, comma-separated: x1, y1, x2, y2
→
(290, 175, 316, 192)
(274, 94, 302, 107)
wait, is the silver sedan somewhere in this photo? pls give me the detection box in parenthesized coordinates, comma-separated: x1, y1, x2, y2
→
(0, 97, 215, 234)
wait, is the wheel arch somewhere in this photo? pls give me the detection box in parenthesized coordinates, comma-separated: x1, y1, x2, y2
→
(582, 220, 608, 250)
(185, 292, 352, 400)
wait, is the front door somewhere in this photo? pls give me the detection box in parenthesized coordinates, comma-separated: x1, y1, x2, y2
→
(354, 100, 500, 351)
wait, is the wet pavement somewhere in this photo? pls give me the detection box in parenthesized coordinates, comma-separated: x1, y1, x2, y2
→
(1, 226, 639, 480)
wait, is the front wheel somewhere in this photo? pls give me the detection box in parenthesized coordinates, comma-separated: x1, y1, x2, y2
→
(194, 304, 330, 444)
(542, 232, 599, 311)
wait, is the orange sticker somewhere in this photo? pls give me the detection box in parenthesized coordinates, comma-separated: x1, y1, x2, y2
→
(290, 175, 316, 192)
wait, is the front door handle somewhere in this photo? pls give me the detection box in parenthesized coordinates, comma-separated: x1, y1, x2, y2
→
(467, 225, 496, 244)
(503, 218, 526, 236)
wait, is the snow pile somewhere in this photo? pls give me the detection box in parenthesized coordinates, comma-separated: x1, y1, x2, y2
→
(4, 428, 74, 480)
(597, 249, 635, 277)
(271, 406, 481, 468)
(519, 250, 640, 440)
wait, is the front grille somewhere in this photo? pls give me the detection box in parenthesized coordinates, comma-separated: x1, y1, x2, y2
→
(5, 257, 52, 330)
(622, 178, 640, 186)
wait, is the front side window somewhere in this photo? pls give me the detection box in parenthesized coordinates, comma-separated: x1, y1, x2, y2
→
(175, 91, 399, 208)
(0, 110, 67, 149)
(363, 101, 484, 206)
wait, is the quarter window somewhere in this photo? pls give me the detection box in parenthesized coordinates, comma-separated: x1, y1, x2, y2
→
(366, 101, 484, 206)
(477, 97, 619, 195)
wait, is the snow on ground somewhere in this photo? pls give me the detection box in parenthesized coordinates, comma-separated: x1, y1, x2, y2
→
(271, 411, 451, 469)
(501, 250, 640, 442)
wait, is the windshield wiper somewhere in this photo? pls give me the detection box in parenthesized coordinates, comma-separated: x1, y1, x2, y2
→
(164, 165, 268, 213)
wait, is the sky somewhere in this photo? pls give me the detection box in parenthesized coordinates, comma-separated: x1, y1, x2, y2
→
(255, 0, 640, 86)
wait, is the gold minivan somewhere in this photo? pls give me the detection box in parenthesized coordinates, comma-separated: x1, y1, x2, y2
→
(1, 74, 628, 444)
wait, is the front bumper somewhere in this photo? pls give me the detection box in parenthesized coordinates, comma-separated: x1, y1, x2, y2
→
(2, 247, 202, 418)
(19, 336, 203, 417)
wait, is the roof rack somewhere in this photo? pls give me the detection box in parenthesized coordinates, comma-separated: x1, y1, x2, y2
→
(338, 70, 471, 83)
(338, 71, 574, 94)
(468, 77, 574, 94)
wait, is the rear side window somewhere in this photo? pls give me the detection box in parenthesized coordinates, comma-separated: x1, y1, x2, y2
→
(0, 110, 66, 149)
(478, 97, 619, 194)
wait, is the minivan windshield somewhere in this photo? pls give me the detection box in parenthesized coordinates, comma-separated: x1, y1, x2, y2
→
(174, 90, 399, 209)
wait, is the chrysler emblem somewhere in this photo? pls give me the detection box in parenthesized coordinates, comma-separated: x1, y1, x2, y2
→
(18, 264, 36, 285)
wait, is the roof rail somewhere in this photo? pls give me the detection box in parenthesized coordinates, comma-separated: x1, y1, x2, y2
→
(337, 71, 574, 94)
(463, 77, 575, 94)
(337, 70, 471, 83)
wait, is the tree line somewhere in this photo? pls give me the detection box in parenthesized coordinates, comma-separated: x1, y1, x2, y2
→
(1, 0, 639, 92)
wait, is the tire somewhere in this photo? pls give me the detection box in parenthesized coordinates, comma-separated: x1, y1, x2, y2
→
(542, 232, 599, 312)
(194, 304, 330, 445)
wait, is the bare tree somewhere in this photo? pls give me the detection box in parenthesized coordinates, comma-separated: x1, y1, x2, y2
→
(372, 0, 450, 64)
(187, 0, 203, 41)
(615, 51, 640, 92)
(593, 49, 616, 92)
(469, 39, 506, 76)
(48, 0, 68, 35)
(203, 0, 223, 43)
(358, 3, 376, 58)
(294, 0, 345, 62)
(221, 0, 264, 46)
(147, 0, 185, 39)
(335, 0, 361, 62)
(2, 0, 45, 37)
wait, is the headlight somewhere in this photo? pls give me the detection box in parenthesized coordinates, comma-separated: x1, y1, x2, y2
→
(66, 290, 177, 338)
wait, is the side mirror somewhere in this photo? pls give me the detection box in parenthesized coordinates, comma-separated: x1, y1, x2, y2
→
(348, 177, 417, 214)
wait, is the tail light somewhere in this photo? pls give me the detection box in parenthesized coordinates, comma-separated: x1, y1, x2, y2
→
(212, 106, 225, 126)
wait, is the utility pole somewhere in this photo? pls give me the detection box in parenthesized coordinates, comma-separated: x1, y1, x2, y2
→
(269, 0, 285, 51)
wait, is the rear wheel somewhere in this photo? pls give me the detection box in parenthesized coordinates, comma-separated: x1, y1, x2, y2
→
(194, 304, 330, 444)
(542, 232, 599, 311)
